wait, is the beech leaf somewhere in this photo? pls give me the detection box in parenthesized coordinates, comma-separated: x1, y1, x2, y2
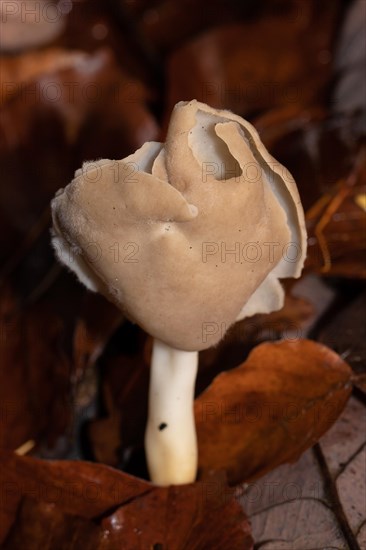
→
(0, 452, 253, 549)
(243, 396, 366, 548)
(195, 339, 352, 484)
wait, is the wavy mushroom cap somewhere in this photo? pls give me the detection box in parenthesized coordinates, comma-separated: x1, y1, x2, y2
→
(51, 100, 307, 351)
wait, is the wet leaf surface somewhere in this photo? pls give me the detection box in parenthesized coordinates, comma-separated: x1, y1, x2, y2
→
(195, 340, 352, 484)
(0, 453, 253, 549)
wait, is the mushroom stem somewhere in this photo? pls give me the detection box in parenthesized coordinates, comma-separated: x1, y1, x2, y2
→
(145, 338, 199, 486)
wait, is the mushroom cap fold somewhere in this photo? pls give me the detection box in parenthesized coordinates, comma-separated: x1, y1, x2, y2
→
(51, 100, 307, 351)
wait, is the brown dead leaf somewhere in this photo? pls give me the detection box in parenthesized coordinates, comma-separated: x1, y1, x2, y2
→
(87, 382, 123, 466)
(255, 111, 366, 278)
(136, 0, 259, 53)
(0, 49, 89, 105)
(100, 473, 253, 549)
(0, 450, 150, 545)
(319, 290, 366, 382)
(73, 292, 123, 378)
(0, 284, 73, 451)
(197, 291, 314, 394)
(87, 327, 150, 468)
(0, 273, 122, 454)
(243, 396, 366, 548)
(0, 452, 253, 549)
(195, 339, 352, 485)
(164, 1, 340, 124)
(230, 292, 315, 345)
(2, 499, 106, 550)
(0, 48, 158, 154)
(0, 47, 158, 266)
(305, 146, 366, 279)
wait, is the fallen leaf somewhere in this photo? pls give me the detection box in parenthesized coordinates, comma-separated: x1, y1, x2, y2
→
(197, 291, 315, 393)
(87, 325, 150, 469)
(243, 449, 348, 548)
(318, 396, 366, 547)
(0, 47, 158, 266)
(0, 284, 73, 451)
(0, 450, 150, 544)
(0, 452, 253, 549)
(101, 473, 253, 549)
(242, 396, 366, 548)
(306, 174, 366, 279)
(2, 499, 105, 550)
(73, 292, 123, 378)
(164, 1, 340, 123)
(319, 290, 366, 379)
(257, 119, 366, 279)
(195, 339, 352, 484)
(136, 0, 259, 53)
(0, 49, 91, 106)
(333, 0, 366, 135)
(87, 383, 123, 466)
(231, 292, 315, 345)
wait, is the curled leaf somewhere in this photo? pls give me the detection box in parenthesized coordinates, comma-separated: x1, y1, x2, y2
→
(195, 339, 352, 484)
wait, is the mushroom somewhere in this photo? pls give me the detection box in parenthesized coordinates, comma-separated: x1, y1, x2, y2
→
(51, 100, 307, 486)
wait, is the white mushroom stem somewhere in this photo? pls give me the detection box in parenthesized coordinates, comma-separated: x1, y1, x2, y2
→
(145, 338, 199, 486)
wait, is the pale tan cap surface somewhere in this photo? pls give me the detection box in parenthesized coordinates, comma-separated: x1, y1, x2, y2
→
(52, 100, 306, 351)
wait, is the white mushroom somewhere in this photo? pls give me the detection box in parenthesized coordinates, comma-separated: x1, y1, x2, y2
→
(51, 100, 307, 486)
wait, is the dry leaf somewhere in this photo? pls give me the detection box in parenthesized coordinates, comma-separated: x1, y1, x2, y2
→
(195, 339, 352, 484)
(244, 450, 348, 548)
(0, 284, 73, 450)
(255, 113, 366, 279)
(305, 145, 366, 279)
(319, 290, 366, 380)
(164, 1, 339, 123)
(242, 396, 365, 548)
(231, 292, 315, 344)
(198, 291, 315, 392)
(73, 292, 123, 377)
(0, 450, 149, 544)
(87, 326, 150, 469)
(0, 275, 122, 454)
(136, 0, 259, 53)
(2, 499, 107, 550)
(318, 396, 366, 547)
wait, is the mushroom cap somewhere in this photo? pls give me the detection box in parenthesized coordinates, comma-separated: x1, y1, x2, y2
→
(51, 100, 307, 351)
